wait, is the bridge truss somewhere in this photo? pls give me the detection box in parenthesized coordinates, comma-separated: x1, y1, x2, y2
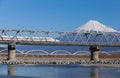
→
(0, 29, 120, 46)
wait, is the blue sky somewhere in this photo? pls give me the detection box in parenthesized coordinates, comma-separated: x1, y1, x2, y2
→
(0, 0, 120, 31)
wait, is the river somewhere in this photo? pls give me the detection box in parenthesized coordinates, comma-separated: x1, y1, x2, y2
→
(0, 64, 119, 78)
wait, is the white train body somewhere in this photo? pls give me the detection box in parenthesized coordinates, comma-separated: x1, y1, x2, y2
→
(0, 36, 59, 42)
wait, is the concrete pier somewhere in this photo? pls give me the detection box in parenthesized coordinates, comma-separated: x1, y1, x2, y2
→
(89, 46, 100, 61)
(8, 42, 16, 61)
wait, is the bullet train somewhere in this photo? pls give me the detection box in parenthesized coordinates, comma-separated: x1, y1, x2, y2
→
(0, 36, 59, 42)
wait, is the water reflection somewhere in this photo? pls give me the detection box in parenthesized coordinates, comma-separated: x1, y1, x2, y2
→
(3, 65, 119, 78)
(7, 65, 16, 76)
(90, 67, 99, 78)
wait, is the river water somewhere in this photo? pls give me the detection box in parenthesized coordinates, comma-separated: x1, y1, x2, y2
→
(0, 64, 119, 78)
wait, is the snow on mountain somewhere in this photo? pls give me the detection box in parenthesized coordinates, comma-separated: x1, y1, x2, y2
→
(76, 20, 117, 33)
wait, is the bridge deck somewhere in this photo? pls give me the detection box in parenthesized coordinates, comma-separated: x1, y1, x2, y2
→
(0, 40, 120, 46)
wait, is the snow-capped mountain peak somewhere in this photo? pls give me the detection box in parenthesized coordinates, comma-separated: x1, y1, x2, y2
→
(76, 20, 117, 33)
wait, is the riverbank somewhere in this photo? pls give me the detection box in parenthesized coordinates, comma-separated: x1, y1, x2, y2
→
(80, 64, 120, 68)
(1, 61, 120, 68)
(0, 53, 119, 68)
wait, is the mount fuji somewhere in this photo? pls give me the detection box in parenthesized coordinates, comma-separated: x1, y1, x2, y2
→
(76, 20, 118, 33)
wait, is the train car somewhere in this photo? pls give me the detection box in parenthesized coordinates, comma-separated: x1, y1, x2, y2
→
(0, 36, 59, 42)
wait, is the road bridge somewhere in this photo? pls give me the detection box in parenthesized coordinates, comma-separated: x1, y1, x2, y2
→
(0, 29, 120, 61)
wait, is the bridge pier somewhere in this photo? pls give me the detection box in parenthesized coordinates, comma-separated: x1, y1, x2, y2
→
(89, 46, 100, 61)
(8, 42, 16, 61)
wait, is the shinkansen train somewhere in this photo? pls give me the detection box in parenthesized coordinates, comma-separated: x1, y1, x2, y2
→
(0, 36, 59, 42)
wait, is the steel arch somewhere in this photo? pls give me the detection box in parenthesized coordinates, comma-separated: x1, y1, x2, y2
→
(25, 49, 49, 55)
(73, 51, 90, 55)
(51, 50, 72, 55)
